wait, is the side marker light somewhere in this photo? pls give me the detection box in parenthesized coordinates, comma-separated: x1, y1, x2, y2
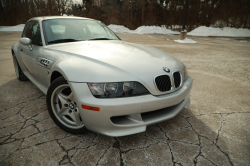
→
(81, 104, 100, 111)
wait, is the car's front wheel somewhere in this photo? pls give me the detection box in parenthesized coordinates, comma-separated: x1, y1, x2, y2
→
(46, 77, 86, 134)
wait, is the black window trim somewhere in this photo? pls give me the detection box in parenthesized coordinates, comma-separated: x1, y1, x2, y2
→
(42, 20, 49, 45)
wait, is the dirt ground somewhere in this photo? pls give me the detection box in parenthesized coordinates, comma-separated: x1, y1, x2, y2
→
(0, 32, 249, 166)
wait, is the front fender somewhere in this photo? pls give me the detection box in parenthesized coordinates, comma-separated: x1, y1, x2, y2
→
(11, 43, 27, 71)
(12, 43, 19, 57)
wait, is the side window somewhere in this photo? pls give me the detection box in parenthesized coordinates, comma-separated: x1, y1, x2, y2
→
(30, 21, 43, 46)
(22, 21, 33, 39)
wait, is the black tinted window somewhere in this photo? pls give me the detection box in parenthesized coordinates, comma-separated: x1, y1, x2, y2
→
(30, 21, 42, 46)
(22, 21, 42, 46)
(22, 21, 33, 38)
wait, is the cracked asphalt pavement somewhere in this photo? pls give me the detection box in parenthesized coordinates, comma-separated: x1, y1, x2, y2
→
(0, 32, 250, 166)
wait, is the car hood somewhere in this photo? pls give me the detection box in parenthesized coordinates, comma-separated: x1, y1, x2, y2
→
(47, 40, 185, 95)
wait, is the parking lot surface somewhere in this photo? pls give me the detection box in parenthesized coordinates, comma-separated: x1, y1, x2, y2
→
(0, 32, 250, 166)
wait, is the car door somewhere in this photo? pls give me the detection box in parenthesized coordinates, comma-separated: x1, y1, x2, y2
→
(20, 21, 42, 81)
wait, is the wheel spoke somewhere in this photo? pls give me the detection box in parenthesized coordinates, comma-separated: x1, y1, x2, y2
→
(67, 92, 74, 101)
(68, 110, 81, 126)
(58, 106, 69, 116)
(57, 91, 68, 105)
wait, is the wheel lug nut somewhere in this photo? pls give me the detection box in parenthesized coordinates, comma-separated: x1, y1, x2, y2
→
(69, 110, 72, 113)
(64, 104, 68, 107)
(74, 102, 77, 106)
(68, 99, 71, 102)
(75, 109, 77, 112)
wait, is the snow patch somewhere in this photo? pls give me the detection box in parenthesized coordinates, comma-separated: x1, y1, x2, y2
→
(188, 26, 250, 37)
(108, 24, 178, 35)
(216, 38, 231, 40)
(174, 38, 197, 44)
(0, 26, 9, 29)
(135, 26, 179, 34)
(0, 24, 25, 31)
(62, 14, 74, 16)
(108, 24, 135, 33)
(109, 24, 250, 37)
(238, 40, 247, 42)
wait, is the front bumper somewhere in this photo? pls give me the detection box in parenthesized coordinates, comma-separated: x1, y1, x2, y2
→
(69, 76, 193, 137)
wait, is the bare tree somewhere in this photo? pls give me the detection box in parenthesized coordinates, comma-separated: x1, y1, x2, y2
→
(0, 0, 249, 30)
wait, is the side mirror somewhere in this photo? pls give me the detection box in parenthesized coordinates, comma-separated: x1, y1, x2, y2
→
(19, 38, 33, 51)
(19, 38, 31, 45)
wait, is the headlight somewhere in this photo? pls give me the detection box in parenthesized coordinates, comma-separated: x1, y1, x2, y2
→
(88, 82, 150, 98)
(183, 66, 189, 82)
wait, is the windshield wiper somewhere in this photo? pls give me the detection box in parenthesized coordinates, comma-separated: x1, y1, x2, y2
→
(87, 38, 114, 41)
(48, 39, 83, 44)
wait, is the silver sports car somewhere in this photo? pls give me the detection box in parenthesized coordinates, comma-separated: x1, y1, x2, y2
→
(11, 16, 193, 137)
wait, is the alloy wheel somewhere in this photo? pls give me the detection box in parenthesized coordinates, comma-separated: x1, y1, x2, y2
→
(51, 84, 84, 129)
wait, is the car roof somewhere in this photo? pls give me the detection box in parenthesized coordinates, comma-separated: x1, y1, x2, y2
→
(27, 16, 95, 22)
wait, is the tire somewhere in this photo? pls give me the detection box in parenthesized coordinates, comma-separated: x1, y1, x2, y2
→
(46, 76, 86, 134)
(12, 54, 29, 81)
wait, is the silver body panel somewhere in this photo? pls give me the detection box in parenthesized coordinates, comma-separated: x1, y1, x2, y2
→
(12, 16, 193, 136)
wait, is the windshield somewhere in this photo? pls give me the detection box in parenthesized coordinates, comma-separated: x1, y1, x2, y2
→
(43, 19, 120, 45)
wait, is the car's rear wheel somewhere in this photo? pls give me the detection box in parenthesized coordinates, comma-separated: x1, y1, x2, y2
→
(12, 54, 29, 81)
(46, 76, 86, 134)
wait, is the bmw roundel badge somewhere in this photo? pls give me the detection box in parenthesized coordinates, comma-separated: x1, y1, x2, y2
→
(163, 67, 170, 73)
(69, 104, 74, 109)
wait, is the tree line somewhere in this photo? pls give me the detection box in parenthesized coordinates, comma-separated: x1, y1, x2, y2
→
(1, 0, 250, 31)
